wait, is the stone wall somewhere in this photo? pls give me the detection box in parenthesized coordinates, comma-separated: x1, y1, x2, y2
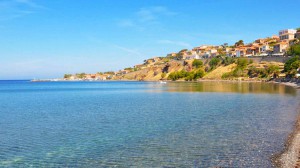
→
(247, 56, 291, 63)
(202, 56, 291, 64)
(274, 78, 300, 83)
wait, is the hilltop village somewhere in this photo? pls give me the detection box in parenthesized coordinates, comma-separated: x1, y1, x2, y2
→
(62, 28, 300, 81)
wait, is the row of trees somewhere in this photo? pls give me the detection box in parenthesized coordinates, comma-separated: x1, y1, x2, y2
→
(167, 69, 205, 81)
(248, 65, 280, 78)
(167, 60, 205, 81)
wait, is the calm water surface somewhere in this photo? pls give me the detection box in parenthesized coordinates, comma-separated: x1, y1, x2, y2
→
(0, 81, 299, 167)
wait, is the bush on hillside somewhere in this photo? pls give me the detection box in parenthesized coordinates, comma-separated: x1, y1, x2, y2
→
(284, 56, 300, 75)
(76, 73, 86, 79)
(287, 44, 300, 56)
(64, 74, 72, 78)
(236, 58, 248, 70)
(168, 69, 205, 81)
(222, 57, 235, 66)
(192, 59, 203, 68)
(209, 57, 221, 70)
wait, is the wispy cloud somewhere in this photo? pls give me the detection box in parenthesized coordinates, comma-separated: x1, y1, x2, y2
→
(117, 6, 176, 30)
(0, 0, 46, 21)
(157, 40, 192, 49)
(113, 44, 142, 56)
(117, 19, 136, 28)
(137, 6, 176, 22)
(15, 0, 46, 9)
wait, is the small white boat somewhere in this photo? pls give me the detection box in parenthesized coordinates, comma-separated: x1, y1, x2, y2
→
(159, 81, 167, 84)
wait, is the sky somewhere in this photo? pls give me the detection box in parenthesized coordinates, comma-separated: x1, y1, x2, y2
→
(0, 0, 299, 79)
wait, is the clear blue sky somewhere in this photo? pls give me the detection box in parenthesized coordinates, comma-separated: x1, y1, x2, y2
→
(0, 0, 299, 79)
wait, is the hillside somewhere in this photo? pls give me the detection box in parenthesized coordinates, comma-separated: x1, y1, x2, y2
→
(203, 64, 237, 79)
(114, 60, 186, 81)
(111, 58, 287, 81)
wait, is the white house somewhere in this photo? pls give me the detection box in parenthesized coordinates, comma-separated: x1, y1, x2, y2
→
(279, 29, 297, 41)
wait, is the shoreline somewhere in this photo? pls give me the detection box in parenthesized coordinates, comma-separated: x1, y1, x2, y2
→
(272, 82, 300, 168)
(273, 107, 300, 168)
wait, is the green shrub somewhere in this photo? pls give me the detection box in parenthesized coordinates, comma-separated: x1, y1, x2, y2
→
(209, 57, 221, 70)
(64, 74, 72, 78)
(222, 57, 235, 66)
(287, 44, 300, 56)
(266, 65, 280, 77)
(193, 69, 205, 79)
(222, 72, 233, 79)
(284, 56, 300, 73)
(237, 58, 248, 70)
(192, 59, 203, 68)
(168, 69, 205, 81)
(76, 73, 86, 79)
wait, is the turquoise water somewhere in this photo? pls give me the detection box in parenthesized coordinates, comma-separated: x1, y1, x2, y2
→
(0, 81, 299, 167)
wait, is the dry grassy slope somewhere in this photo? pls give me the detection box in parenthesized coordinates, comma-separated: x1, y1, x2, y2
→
(119, 60, 285, 81)
(122, 61, 185, 81)
(203, 64, 237, 79)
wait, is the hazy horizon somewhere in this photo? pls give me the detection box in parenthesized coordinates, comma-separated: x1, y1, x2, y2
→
(0, 0, 299, 80)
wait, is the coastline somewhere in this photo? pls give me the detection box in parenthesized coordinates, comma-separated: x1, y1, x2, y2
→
(272, 82, 300, 168)
(273, 108, 300, 168)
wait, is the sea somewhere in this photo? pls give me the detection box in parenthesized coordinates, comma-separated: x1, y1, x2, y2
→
(0, 80, 299, 167)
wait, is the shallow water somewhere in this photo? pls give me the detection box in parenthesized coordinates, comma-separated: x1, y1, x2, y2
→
(0, 81, 298, 167)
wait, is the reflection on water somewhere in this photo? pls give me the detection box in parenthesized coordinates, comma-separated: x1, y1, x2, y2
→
(0, 81, 298, 167)
(149, 81, 296, 95)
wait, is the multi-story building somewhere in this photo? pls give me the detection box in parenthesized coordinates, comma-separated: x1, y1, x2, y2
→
(235, 47, 247, 57)
(246, 47, 256, 56)
(273, 41, 289, 54)
(279, 29, 297, 41)
(259, 44, 270, 53)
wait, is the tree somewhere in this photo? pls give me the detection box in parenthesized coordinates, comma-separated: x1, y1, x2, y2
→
(217, 48, 226, 56)
(192, 59, 203, 68)
(104, 71, 115, 75)
(167, 69, 205, 81)
(64, 74, 72, 79)
(235, 40, 244, 47)
(179, 49, 188, 53)
(222, 57, 235, 66)
(284, 56, 300, 73)
(193, 69, 205, 79)
(76, 73, 86, 79)
(209, 57, 221, 70)
(175, 53, 183, 60)
(237, 58, 248, 70)
(248, 67, 268, 78)
(124, 67, 133, 71)
(266, 65, 280, 78)
(287, 44, 300, 56)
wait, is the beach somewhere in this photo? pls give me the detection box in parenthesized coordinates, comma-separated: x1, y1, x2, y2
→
(272, 82, 300, 167)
